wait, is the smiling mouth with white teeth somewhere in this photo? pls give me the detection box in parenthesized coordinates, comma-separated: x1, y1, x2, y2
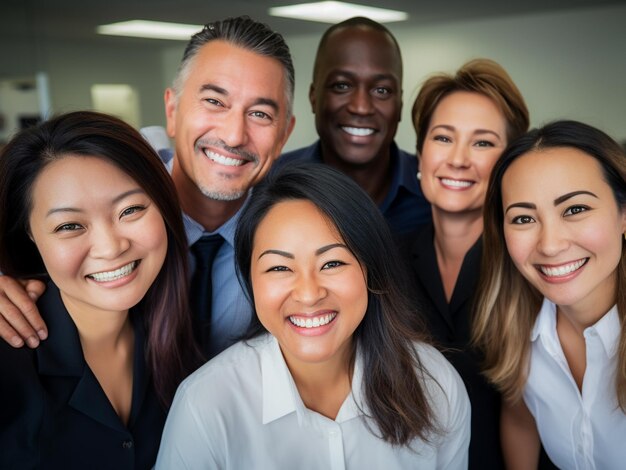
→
(341, 126, 375, 137)
(440, 177, 473, 188)
(203, 149, 246, 167)
(537, 258, 588, 278)
(87, 261, 138, 282)
(288, 312, 337, 329)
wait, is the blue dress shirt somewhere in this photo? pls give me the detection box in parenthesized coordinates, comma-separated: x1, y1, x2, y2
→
(162, 150, 253, 358)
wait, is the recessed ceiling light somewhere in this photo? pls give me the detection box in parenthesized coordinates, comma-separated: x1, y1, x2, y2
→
(97, 20, 201, 40)
(269, 1, 408, 24)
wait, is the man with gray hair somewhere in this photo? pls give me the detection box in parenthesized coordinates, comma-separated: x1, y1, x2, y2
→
(0, 16, 295, 358)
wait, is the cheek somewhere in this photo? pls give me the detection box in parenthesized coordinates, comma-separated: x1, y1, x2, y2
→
(504, 228, 533, 270)
(35, 239, 85, 280)
(251, 274, 288, 330)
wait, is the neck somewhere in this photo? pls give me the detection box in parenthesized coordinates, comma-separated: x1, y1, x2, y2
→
(171, 157, 245, 232)
(556, 275, 617, 333)
(320, 146, 392, 205)
(283, 340, 354, 420)
(61, 294, 132, 350)
(431, 207, 483, 263)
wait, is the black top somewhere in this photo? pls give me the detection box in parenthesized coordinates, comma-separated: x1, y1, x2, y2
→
(403, 224, 504, 470)
(0, 282, 166, 470)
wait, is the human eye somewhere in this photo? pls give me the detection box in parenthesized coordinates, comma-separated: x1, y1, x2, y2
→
(510, 215, 535, 225)
(266, 265, 290, 273)
(249, 110, 273, 123)
(54, 222, 84, 233)
(373, 86, 392, 96)
(563, 205, 589, 217)
(120, 205, 146, 218)
(322, 260, 346, 270)
(433, 135, 452, 143)
(204, 97, 224, 107)
(474, 140, 495, 148)
(330, 81, 350, 92)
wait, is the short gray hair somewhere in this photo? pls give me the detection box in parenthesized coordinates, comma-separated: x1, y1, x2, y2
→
(172, 16, 295, 120)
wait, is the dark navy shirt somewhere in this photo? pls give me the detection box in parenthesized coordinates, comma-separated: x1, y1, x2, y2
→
(276, 141, 431, 236)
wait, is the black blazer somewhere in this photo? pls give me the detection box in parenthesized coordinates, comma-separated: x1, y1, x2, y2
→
(0, 283, 166, 470)
(404, 224, 504, 470)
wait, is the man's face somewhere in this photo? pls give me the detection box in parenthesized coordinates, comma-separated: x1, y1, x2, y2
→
(310, 27, 402, 166)
(165, 40, 294, 202)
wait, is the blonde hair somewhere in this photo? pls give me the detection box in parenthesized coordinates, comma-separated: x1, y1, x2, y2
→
(473, 120, 626, 409)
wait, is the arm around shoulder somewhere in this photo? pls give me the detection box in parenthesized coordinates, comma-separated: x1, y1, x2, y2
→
(0, 275, 47, 348)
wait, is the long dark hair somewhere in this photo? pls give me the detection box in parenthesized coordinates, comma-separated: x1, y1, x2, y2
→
(235, 162, 439, 445)
(474, 120, 626, 408)
(0, 111, 201, 407)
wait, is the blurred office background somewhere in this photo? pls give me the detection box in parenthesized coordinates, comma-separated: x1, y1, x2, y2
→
(1, 0, 625, 151)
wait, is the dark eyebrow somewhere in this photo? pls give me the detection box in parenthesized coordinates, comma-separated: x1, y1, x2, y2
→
(315, 243, 347, 255)
(200, 84, 279, 113)
(258, 249, 293, 260)
(46, 188, 145, 217)
(504, 190, 599, 215)
(554, 190, 598, 206)
(257, 243, 348, 260)
(504, 202, 536, 214)
(200, 83, 228, 95)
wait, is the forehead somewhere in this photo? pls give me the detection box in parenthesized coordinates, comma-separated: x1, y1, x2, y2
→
(31, 156, 135, 204)
(254, 200, 341, 244)
(431, 91, 506, 129)
(503, 147, 608, 196)
(315, 26, 401, 80)
(183, 40, 288, 106)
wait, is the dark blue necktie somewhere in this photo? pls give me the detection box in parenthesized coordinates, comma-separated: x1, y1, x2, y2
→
(190, 234, 224, 355)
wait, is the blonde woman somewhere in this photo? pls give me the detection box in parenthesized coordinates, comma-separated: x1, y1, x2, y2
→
(474, 120, 626, 469)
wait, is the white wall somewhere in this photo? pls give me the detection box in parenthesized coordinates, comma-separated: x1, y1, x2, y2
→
(2, 3, 624, 150)
(283, 3, 626, 152)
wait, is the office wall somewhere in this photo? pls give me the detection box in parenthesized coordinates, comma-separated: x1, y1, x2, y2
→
(2, 3, 625, 151)
(0, 38, 165, 134)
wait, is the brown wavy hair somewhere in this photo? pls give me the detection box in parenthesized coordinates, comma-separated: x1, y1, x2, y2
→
(412, 58, 529, 155)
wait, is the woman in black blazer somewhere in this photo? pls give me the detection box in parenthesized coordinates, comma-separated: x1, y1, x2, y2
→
(0, 112, 200, 469)
(405, 59, 529, 469)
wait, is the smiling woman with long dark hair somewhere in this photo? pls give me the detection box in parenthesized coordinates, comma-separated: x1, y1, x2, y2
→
(0, 111, 201, 469)
(157, 163, 470, 469)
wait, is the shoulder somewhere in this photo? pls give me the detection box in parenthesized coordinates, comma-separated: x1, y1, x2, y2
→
(173, 336, 268, 409)
(274, 142, 320, 169)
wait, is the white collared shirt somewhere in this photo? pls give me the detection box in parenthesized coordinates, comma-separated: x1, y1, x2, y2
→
(524, 298, 626, 470)
(156, 335, 470, 469)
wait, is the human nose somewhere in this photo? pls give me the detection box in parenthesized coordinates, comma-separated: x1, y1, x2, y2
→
(219, 110, 248, 148)
(447, 143, 470, 168)
(536, 220, 569, 257)
(346, 87, 374, 115)
(292, 272, 327, 305)
(89, 225, 130, 259)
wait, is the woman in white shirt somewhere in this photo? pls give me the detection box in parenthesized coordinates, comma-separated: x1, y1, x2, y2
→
(157, 163, 470, 469)
(473, 120, 626, 469)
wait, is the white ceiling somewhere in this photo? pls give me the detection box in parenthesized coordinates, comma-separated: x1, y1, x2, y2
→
(2, 0, 625, 45)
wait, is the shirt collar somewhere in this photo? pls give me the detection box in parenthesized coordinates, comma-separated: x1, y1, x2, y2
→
(260, 335, 367, 425)
(530, 297, 620, 357)
(530, 297, 556, 342)
(261, 335, 302, 424)
(587, 304, 620, 358)
(182, 190, 250, 249)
